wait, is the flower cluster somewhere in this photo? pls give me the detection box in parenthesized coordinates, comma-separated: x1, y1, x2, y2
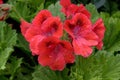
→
(20, 0, 105, 71)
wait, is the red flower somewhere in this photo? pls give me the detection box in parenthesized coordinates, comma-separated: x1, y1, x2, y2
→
(93, 18, 106, 50)
(20, 10, 63, 42)
(60, 0, 90, 18)
(25, 17, 63, 42)
(20, 10, 63, 56)
(37, 37, 75, 71)
(20, 10, 52, 42)
(64, 13, 98, 57)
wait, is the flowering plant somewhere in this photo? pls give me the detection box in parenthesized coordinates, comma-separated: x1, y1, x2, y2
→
(0, 0, 120, 80)
(20, 0, 105, 71)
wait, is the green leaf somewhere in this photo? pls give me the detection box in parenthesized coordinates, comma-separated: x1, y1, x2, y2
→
(9, 1, 32, 22)
(0, 22, 17, 70)
(86, 3, 100, 23)
(14, 73, 32, 80)
(70, 51, 120, 80)
(8, 0, 45, 22)
(0, 48, 13, 70)
(0, 56, 28, 80)
(0, 75, 8, 80)
(16, 33, 30, 53)
(112, 11, 120, 18)
(32, 65, 69, 80)
(29, 0, 45, 10)
(9, 56, 33, 80)
(48, 1, 65, 21)
(0, 22, 17, 49)
(32, 66, 58, 80)
(44, 0, 57, 8)
(0, 57, 23, 80)
(9, 58, 22, 80)
(100, 12, 120, 53)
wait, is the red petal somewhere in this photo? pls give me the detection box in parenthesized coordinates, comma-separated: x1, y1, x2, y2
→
(37, 37, 59, 66)
(96, 41, 103, 50)
(93, 18, 105, 40)
(25, 26, 41, 42)
(37, 37, 59, 54)
(20, 19, 31, 36)
(64, 20, 75, 38)
(81, 31, 98, 46)
(60, 0, 71, 8)
(82, 31, 98, 40)
(76, 37, 98, 46)
(32, 10, 52, 27)
(61, 41, 75, 63)
(65, 4, 78, 18)
(77, 4, 91, 18)
(49, 53, 65, 71)
(38, 52, 54, 66)
(93, 18, 105, 49)
(29, 35, 45, 56)
(72, 13, 91, 27)
(73, 39, 93, 57)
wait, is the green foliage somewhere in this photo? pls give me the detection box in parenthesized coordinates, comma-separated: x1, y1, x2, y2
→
(48, 1, 65, 21)
(100, 12, 120, 53)
(8, 57, 22, 80)
(44, 0, 58, 8)
(70, 51, 120, 80)
(0, 22, 17, 70)
(32, 66, 58, 80)
(112, 11, 120, 18)
(86, 3, 99, 23)
(0, 56, 23, 80)
(8, 0, 44, 22)
(16, 33, 30, 53)
(32, 66, 69, 80)
(9, 1, 33, 22)
(0, 48, 13, 70)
